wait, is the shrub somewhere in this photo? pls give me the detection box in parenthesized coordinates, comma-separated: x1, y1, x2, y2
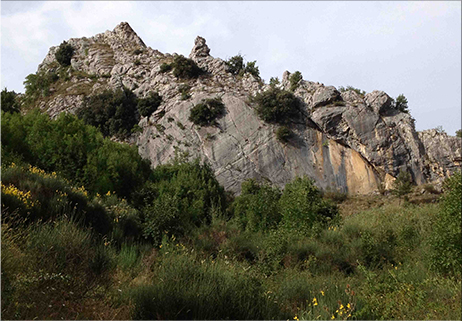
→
(456, 129, 462, 137)
(269, 77, 280, 88)
(55, 41, 74, 66)
(232, 179, 282, 232)
(276, 126, 293, 143)
(159, 63, 172, 73)
(225, 54, 245, 75)
(172, 55, 203, 79)
(133, 48, 143, 55)
(392, 170, 413, 199)
(141, 160, 226, 244)
(289, 71, 303, 92)
(394, 94, 409, 113)
(77, 87, 139, 137)
(244, 61, 260, 79)
(1, 110, 151, 200)
(430, 172, 461, 276)
(23, 71, 59, 102)
(189, 97, 225, 126)
(279, 176, 339, 230)
(338, 85, 366, 97)
(1, 88, 20, 113)
(130, 252, 284, 319)
(253, 87, 300, 124)
(225, 54, 260, 78)
(178, 84, 191, 100)
(1, 164, 111, 235)
(137, 92, 162, 117)
(134, 59, 141, 66)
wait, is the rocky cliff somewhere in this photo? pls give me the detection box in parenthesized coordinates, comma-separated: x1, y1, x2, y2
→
(31, 22, 461, 194)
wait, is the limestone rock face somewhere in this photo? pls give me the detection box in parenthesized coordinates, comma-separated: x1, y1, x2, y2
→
(33, 22, 461, 194)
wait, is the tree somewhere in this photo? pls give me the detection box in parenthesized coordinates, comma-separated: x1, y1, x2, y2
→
(455, 129, 461, 138)
(394, 94, 409, 113)
(392, 170, 413, 199)
(1, 88, 20, 113)
(289, 71, 303, 92)
(189, 97, 225, 126)
(253, 87, 300, 124)
(137, 92, 162, 117)
(55, 41, 74, 66)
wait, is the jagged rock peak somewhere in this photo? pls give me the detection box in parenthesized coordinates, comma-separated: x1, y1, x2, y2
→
(112, 22, 146, 48)
(189, 36, 210, 59)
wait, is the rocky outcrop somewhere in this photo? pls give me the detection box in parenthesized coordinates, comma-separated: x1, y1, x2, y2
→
(33, 22, 461, 194)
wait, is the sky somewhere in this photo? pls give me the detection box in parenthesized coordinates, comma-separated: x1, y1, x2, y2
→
(1, 1, 461, 134)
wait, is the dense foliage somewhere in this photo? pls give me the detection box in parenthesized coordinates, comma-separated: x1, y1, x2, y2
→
(253, 87, 300, 124)
(189, 97, 225, 126)
(225, 54, 260, 78)
(23, 71, 59, 102)
(172, 55, 203, 79)
(1, 110, 151, 199)
(77, 88, 140, 137)
(276, 126, 293, 142)
(289, 71, 303, 92)
(394, 94, 409, 113)
(1, 88, 20, 113)
(55, 41, 74, 66)
(430, 172, 461, 276)
(137, 92, 162, 117)
(392, 169, 414, 199)
(1, 97, 460, 319)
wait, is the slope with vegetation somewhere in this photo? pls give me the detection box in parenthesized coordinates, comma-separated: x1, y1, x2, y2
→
(1, 105, 461, 320)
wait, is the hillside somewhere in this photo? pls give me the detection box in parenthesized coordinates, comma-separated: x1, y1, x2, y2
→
(26, 22, 460, 194)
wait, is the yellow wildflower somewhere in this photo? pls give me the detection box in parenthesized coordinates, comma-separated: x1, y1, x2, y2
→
(331, 315, 335, 320)
(347, 303, 351, 309)
(320, 290, 325, 296)
(312, 297, 318, 306)
(293, 316, 299, 320)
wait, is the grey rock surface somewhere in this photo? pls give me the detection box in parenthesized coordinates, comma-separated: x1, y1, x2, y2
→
(32, 22, 461, 194)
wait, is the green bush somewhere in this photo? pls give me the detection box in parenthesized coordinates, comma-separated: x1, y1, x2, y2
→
(23, 71, 59, 102)
(394, 94, 409, 113)
(269, 77, 280, 88)
(232, 179, 282, 232)
(225, 54, 260, 78)
(141, 160, 226, 244)
(137, 92, 162, 117)
(189, 97, 225, 126)
(276, 126, 293, 143)
(1, 110, 151, 200)
(1, 88, 20, 113)
(77, 87, 139, 137)
(55, 41, 74, 66)
(430, 172, 462, 276)
(245, 61, 260, 79)
(130, 252, 284, 320)
(279, 176, 339, 230)
(1, 164, 111, 235)
(392, 170, 413, 199)
(171, 55, 203, 79)
(253, 87, 300, 124)
(289, 71, 303, 92)
(159, 63, 172, 73)
(338, 85, 366, 97)
(178, 84, 191, 100)
(225, 54, 245, 75)
(456, 129, 462, 137)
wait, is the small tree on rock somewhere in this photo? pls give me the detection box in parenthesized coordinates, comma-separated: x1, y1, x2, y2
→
(55, 41, 74, 67)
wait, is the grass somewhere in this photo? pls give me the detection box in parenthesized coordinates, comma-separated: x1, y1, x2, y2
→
(2, 164, 460, 320)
